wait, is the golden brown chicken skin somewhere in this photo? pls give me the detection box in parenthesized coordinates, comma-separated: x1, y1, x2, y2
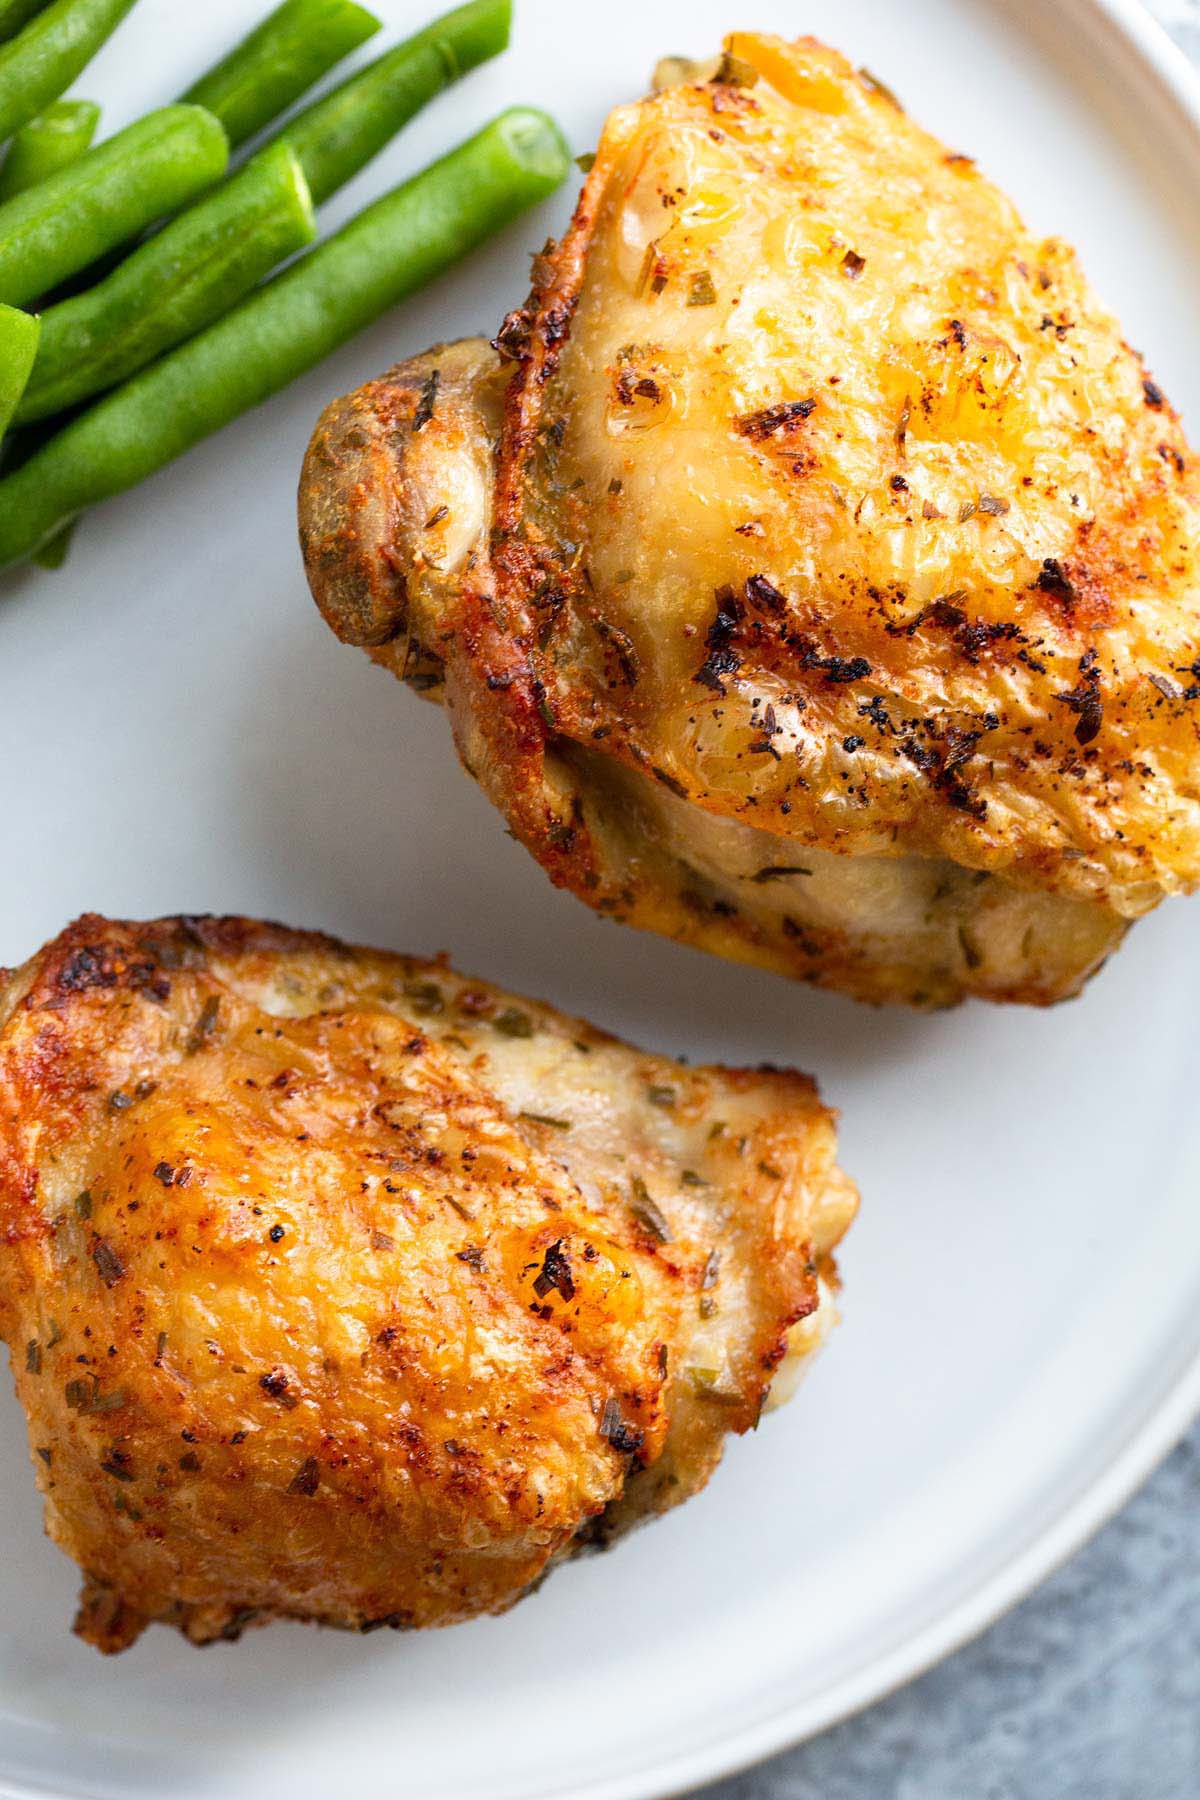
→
(0, 915, 855, 1652)
(300, 33, 1200, 1006)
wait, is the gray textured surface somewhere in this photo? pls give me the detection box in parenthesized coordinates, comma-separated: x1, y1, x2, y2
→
(701, 5, 1200, 1796)
(701, 1435, 1200, 1799)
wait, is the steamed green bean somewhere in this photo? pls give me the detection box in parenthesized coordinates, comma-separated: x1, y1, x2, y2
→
(0, 107, 570, 567)
(32, 524, 71, 566)
(18, 142, 315, 423)
(0, 0, 50, 46)
(0, 103, 228, 308)
(277, 0, 511, 204)
(0, 303, 38, 436)
(0, 0, 138, 141)
(183, 0, 380, 149)
(0, 98, 99, 201)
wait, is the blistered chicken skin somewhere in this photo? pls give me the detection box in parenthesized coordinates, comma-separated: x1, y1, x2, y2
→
(0, 915, 854, 1650)
(301, 34, 1200, 1005)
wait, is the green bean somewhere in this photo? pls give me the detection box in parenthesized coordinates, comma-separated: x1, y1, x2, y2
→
(0, 0, 139, 141)
(0, 0, 50, 46)
(32, 523, 70, 566)
(0, 303, 38, 436)
(277, 0, 511, 204)
(0, 107, 570, 567)
(17, 143, 315, 424)
(0, 98, 100, 201)
(183, 0, 380, 150)
(0, 104, 228, 308)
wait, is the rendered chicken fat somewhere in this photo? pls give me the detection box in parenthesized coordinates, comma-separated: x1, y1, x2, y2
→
(300, 33, 1200, 1006)
(0, 915, 855, 1650)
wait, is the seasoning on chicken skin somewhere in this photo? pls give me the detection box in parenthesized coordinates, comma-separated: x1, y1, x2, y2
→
(301, 33, 1200, 1006)
(0, 915, 855, 1652)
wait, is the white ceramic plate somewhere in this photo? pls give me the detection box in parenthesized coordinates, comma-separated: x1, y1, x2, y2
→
(1, 1, 1199, 1795)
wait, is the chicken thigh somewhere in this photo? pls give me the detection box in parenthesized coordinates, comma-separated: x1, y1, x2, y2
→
(0, 915, 855, 1650)
(301, 32, 1200, 1006)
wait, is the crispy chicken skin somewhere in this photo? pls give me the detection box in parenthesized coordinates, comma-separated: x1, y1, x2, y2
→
(0, 915, 855, 1652)
(300, 33, 1200, 1006)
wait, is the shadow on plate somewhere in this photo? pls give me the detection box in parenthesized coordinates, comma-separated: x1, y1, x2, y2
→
(224, 601, 938, 1081)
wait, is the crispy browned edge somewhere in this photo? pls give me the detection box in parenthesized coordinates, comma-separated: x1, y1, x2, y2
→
(296, 111, 1127, 1007)
(0, 913, 850, 1641)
